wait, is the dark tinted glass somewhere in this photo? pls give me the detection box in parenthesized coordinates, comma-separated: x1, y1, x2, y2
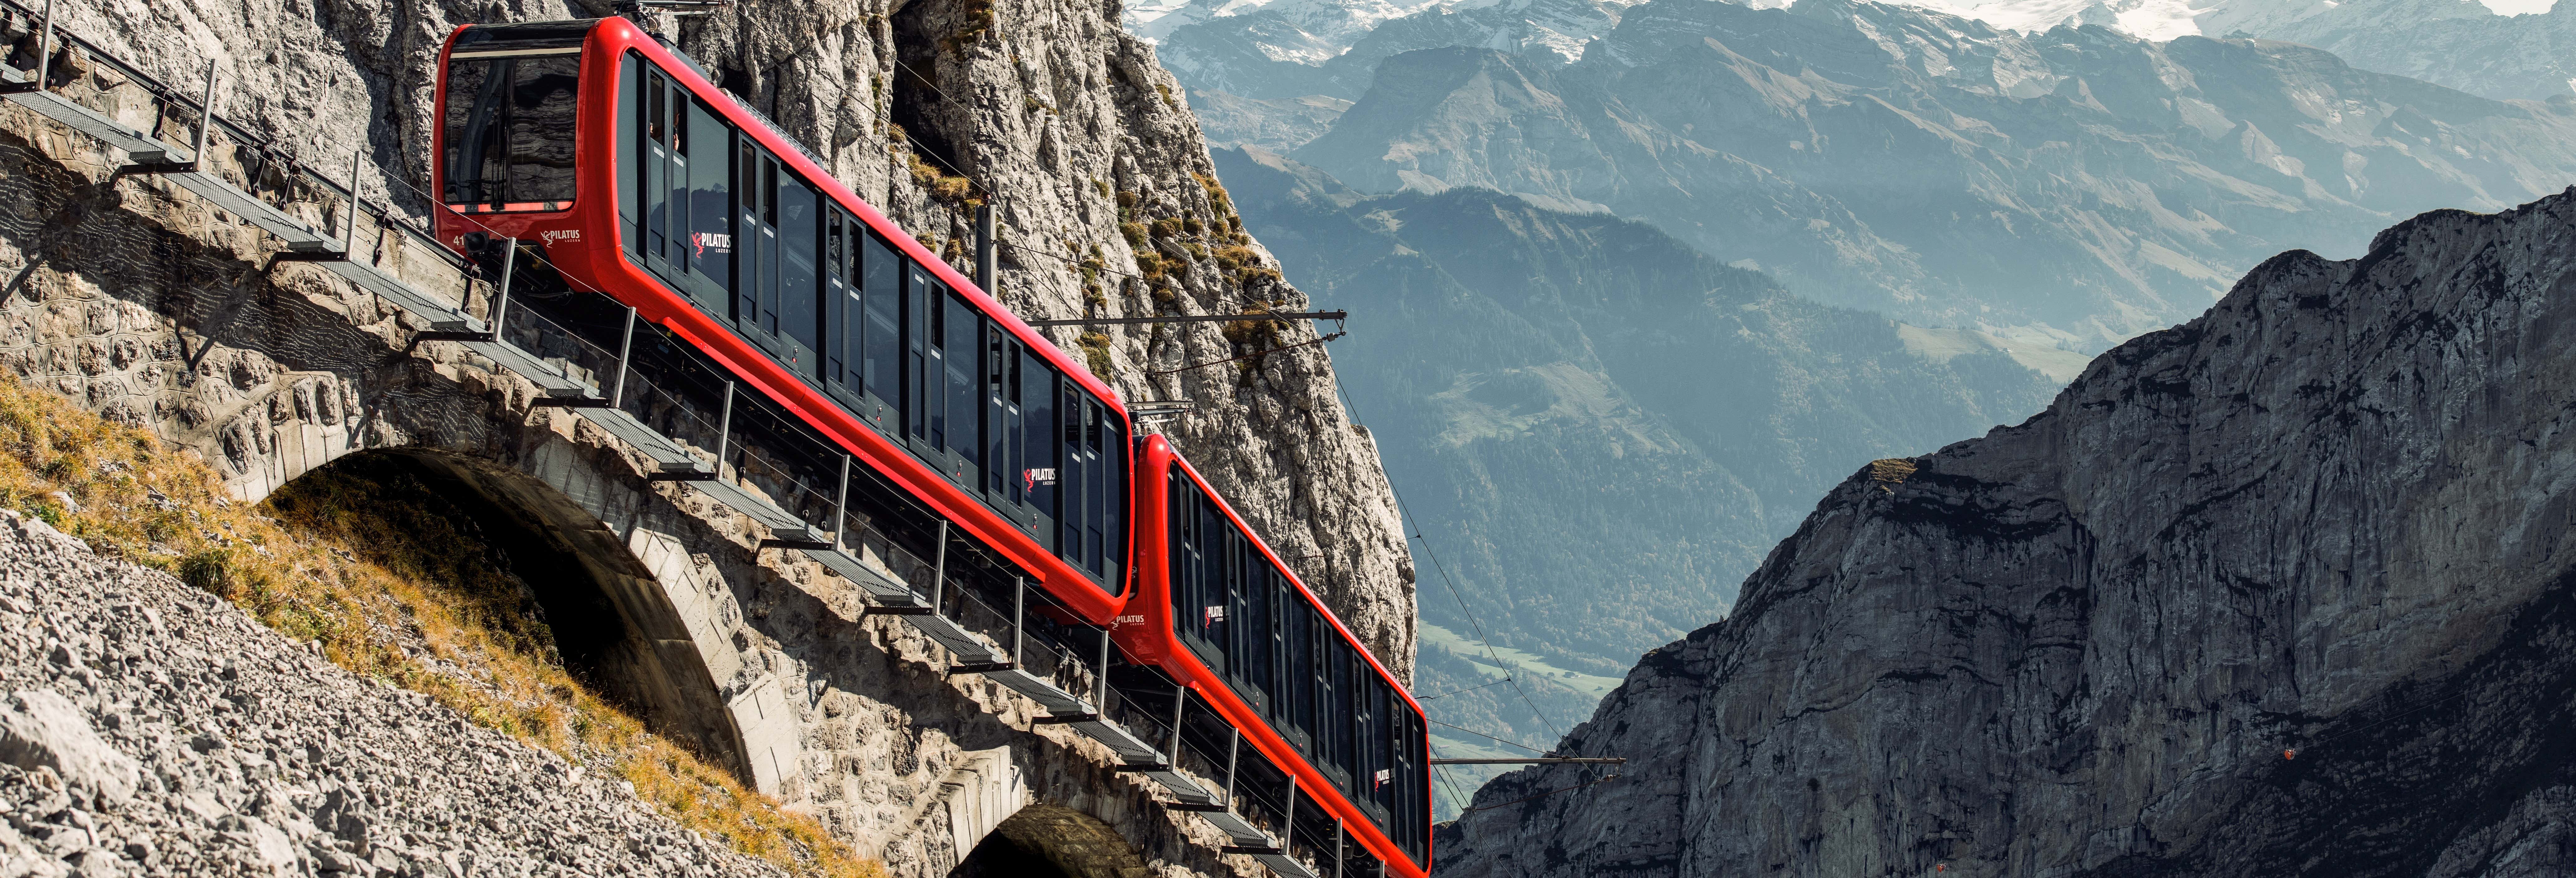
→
(685, 99, 731, 290)
(944, 295, 979, 468)
(442, 55, 580, 206)
(781, 181, 820, 367)
(862, 234, 900, 400)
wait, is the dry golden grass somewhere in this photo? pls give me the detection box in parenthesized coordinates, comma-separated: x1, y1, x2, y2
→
(0, 374, 881, 878)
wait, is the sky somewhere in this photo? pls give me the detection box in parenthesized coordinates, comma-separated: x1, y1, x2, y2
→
(2483, 0, 2553, 12)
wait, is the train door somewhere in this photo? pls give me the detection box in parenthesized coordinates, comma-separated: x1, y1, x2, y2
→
(986, 327, 1025, 511)
(624, 60, 729, 312)
(904, 263, 946, 465)
(736, 142, 784, 355)
(825, 208, 852, 388)
(777, 176, 822, 378)
(853, 231, 900, 429)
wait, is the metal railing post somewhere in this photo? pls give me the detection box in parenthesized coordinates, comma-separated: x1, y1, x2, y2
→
(930, 519, 949, 616)
(1283, 775, 1299, 852)
(1332, 821, 1346, 878)
(831, 454, 851, 552)
(191, 60, 217, 167)
(1164, 682, 1187, 766)
(1094, 625, 1110, 711)
(1223, 728, 1241, 810)
(29, 0, 52, 90)
(341, 148, 362, 247)
(609, 307, 637, 407)
(712, 381, 734, 473)
(1011, 575, 1025, 667)
(489, 239, 516, 340)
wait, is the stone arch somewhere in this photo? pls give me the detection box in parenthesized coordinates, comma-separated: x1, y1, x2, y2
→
(949, 800, 1154, 878)
(267, 444, 781, 789)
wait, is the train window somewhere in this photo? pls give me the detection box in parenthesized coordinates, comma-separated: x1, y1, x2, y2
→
(734, 142, 767, 337)
(683, 97, 732, 308)
(442, 52, 579, 209)
(1238, 562, 1274, 713)
(986, 327, 1017, 501)
(1287, 601, 1316, 751)
(780, 179, 821, 375)
(1021, 347, 1057, 544)
(944, 295, 981, 485)
(861, 233, 900, 415)
(616, 55, 639, 255)
(905, 264, 942, 450)
(824, 210, 849, 385)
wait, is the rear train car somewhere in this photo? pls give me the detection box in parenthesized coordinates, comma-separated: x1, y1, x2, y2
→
(429, 16, 1430, 878)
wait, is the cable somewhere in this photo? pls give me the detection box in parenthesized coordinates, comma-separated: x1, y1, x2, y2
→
(1414, 678, 1513, 701)
(1461, 774, 1622, 814)
(1427, 719, 1547, 756)
(1333, 380, 1567, 744)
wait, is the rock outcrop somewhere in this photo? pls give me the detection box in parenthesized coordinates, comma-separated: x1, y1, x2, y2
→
(0, 511, 782, 878)
(1436, 189, 2576, 876)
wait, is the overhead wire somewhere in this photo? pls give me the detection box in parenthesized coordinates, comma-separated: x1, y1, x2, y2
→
(1427, 718, 1548, 756)
(1332, 380, 1569, 745)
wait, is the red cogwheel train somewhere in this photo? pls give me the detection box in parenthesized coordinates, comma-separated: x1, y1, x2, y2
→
(430, 16, 1430, 877)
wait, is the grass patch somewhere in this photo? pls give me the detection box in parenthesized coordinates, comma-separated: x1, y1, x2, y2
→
(0, 373, 881, 878)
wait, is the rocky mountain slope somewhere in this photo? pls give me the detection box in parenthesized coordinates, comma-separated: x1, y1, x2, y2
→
(1287, 0, 2576, 345)
(1215, 146, 2073, 813)
(1434, 188, 2576, 876)
(0, 510, 780, 878)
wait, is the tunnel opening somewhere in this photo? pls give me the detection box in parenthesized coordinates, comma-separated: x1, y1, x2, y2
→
(262, 449, 753, 782)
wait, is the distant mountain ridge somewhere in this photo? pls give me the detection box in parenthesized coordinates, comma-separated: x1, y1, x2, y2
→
(1276, 0, 2576, 345)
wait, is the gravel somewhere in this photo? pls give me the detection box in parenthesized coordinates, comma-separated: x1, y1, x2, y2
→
(0, 510, 788, 877)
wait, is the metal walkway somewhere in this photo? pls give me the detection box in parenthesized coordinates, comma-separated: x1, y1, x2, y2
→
(0, 4, 1317, 873)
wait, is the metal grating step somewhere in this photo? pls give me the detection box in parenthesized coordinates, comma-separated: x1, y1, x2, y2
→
(1193, 809, 1273, 846)
(1, 86, 182, 159)
(1070, 718, 1165, 765)
(800, 546, 927, 603)
(574, 409, 709, 474)
(983, 668, 1095, 716)
(455, 338, 594, 397)
(1254, 852, 1321, 878)
(158, 169, 334, 250)
(310, 260, 478, 332)
(692, 477, 829, 544)
(906, 612, 1008, 665)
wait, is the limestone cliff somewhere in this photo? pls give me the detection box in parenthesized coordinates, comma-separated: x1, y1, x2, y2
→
(1435, 190, 2576, 876)
(8, 0, 1412, 669)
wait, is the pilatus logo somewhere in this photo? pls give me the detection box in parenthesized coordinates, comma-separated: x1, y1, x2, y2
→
(541, 228, 582, 242)
(691, 231, 734, 257)
(1111, 614, 1145, 628)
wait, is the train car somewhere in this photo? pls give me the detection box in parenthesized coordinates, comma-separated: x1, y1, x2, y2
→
(1134, 436, 1432, 877)
(430, 16, 1130, 618)
(430, 15, 1431, 878)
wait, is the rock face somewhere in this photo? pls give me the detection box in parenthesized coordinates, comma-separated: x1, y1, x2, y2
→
(0, 511, 782, 878)
(1435, 189, 2576, 877)
(1216, 146, 2070, 808)
(1287, 0, 2576, 344)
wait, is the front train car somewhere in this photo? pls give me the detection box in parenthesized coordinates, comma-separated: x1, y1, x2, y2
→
(428, 17, 1134, 621)
(1134, 436, 1433, 878)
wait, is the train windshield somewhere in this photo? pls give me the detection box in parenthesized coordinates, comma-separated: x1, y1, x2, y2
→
(442, 50, 582, 210)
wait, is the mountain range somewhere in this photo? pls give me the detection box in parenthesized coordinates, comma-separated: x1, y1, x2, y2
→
(1178, 0, 2576, 347)
(1214, 145, 2073, 814)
